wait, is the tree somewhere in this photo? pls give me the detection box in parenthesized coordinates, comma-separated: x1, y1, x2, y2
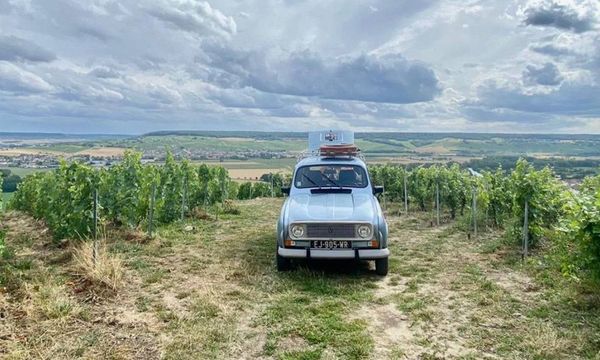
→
(1, 174, 22, 192)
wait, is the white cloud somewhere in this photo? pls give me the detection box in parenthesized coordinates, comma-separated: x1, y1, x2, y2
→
(145, 0, 236, 38)
(0, 61, 54, 93)
(201, 44, 441, 104)
(0, 35, 56, 62)
(0, 0, 598, 133)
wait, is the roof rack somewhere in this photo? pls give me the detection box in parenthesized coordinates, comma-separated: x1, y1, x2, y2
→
(296, 144, 365, 162)
(319, 144, 359, 157)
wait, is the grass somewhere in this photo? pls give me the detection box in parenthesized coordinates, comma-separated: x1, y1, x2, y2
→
(3, 167, 48, 177)
(1, 192, 12, 208)
(30, 144, 91, 153)
(1, 199, 599, 359)
(71, 241, 124, 291)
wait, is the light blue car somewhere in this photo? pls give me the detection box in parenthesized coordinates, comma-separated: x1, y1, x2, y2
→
(276, 131, 389, 275)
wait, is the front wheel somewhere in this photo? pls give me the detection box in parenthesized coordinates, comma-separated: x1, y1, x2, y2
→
(276, 251, 291, 271)
(375, 258, 388, 276)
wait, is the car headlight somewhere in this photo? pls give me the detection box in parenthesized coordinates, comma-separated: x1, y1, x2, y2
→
(357, 225, 372, 239)
(290, 224, 305, 238)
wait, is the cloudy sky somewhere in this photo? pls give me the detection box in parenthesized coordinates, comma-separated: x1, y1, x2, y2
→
(0, 0, 599, 134)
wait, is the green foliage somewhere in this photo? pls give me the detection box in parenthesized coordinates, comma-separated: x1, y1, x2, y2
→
(558, 174, 600, 280)
(9, 152, 236, 240)
(237, 180, 274, 200)
(481, 167, 512, 227)
(260, 173, 286, 197)
(370, 163, 472, 217)
(439, 164, 471, 219)
(236, 172, 288, 200)
(508, 159, 566, 245)
(99, 151, 148, 227)
(1, 169, 23, 194)
(237, 182, 253, 200)
(252, 182, 272, 198)
(369, 165, 408, 203)
(0, 228, 5, 259)
(370, 159, 567, 246)
(10, 161, 99, 239)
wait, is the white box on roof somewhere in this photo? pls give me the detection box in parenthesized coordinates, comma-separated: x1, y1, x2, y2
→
(308, 130, 354, 151)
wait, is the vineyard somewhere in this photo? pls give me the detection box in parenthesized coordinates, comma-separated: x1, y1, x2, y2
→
(1, 156, 600, 358)
(5, 154, 600, 282)
(370, 160, 600, 281)
(7, 152, 286, 240)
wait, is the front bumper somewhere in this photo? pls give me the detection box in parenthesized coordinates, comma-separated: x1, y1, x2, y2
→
(278, 247, 389, 260)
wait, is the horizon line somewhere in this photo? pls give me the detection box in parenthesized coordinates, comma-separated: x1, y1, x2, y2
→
(2, 130, 600, 137)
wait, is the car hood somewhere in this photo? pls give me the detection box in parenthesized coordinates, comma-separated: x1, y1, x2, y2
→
(286, 192, 376, 223)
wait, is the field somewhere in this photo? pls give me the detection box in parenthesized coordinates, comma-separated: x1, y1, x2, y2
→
(0, 147, 126, 158)
(7, 132, 600, 159)
(1, 199, 598, 359)
(196, 159, 296, 181)
(3, 132, 600, 183)
(103, 133, 600, 158)
(3, 167, 48, 177)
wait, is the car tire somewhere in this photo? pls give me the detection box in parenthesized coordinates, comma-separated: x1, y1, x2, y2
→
(375, 258, 388, 276)
(276, 252, 291, 271)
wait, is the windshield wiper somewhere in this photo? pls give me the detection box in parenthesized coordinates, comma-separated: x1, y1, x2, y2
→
(302, 173, 320, 188)
(321, 174, 342, 188)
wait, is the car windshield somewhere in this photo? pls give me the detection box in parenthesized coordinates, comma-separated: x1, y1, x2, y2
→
(294, 164, 368, 188)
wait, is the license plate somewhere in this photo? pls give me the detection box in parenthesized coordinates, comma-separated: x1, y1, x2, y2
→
(311, 240, 351, 249)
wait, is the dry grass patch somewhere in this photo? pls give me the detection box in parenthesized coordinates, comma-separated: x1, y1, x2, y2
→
(71, 241, 124, 291)
(121, 228, 152, 243)
(25, 283, 83, 320)
(191, 207, 213, 220)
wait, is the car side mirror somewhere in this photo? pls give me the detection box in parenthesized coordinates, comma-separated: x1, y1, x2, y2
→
(281, 186, 291, 195)
(373, 186, 384, 195)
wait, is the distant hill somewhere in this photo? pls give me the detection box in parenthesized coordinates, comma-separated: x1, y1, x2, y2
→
(0, 132, 130, 140)
(141, 130, 600, 142)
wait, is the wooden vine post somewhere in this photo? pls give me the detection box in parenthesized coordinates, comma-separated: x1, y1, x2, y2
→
(148, 183, 156, 238)
(92, 188, 98, 267)
(472, 186, 478, 238)
(181, 176, 187, 221)
(403, 171, 408, 214)
(382, 178, 387, 212)
(522, 199, 529, 259)
(435, 182, 440, 226)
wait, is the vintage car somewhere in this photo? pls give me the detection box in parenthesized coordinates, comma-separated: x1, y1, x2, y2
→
(276, 131, 389, 275)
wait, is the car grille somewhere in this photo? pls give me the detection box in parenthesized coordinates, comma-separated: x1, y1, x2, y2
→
(306, 223, 356, 239)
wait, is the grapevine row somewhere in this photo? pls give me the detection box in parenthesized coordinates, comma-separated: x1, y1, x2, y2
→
(370, 160, 566, 243)
(9, 151, 285, 240)
(370, 159, 600, 279)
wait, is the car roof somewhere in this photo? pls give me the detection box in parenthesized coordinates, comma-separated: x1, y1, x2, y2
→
(295, 155, 367, 169)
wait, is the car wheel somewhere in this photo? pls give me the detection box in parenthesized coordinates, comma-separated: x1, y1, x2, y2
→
(277, 252, 291, 271)
(375, 258, 388, 276)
